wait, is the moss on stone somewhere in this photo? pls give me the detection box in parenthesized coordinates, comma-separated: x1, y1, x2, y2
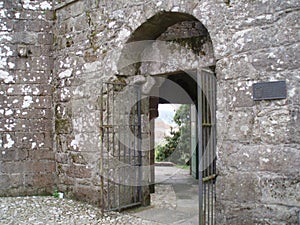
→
(168, 36, 208, 55)
(55, 118, 72, 134)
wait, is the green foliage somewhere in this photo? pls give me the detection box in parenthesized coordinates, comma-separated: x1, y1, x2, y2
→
(155, 105, 191, 165)
(53, 190, 59, 198)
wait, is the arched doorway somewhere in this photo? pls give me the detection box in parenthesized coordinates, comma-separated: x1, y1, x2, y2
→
(113, 11, 217, 224)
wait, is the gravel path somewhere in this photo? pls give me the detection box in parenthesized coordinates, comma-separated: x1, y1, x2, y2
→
(0, 169, 182, 225)
(0, 196, 163, 225)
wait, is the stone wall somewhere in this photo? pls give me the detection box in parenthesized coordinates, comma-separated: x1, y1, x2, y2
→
(52, 0, 299, 222)
(0, 0, 299, 223)
(205, 1, 300, 224)
(0, 0, 55, 195)
(53, 0, 152, 206)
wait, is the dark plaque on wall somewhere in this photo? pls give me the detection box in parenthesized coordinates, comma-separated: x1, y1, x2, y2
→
(253, 81, 287, 101)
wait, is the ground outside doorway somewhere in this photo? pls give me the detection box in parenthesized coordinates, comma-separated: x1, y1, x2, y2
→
(128, 165, 199, 224)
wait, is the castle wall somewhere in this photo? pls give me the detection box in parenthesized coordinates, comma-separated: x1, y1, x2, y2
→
(53, 0, 300, 222)
(0, 0, 299, 223)
(0, 0, 55, 195)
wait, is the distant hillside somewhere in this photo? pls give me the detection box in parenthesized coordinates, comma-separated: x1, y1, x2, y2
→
(155, 105, 180, 145)
(155, 117, 172, 145)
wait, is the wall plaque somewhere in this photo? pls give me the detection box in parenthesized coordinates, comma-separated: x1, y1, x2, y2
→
(253, 81, 287, 101)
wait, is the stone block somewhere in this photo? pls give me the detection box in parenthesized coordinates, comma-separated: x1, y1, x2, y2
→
(26, 20, 52, 33)
(0, 175, 10, 189)
(290, 107, 300, 143)
(253, 106, 290, 144)
(30, 45, 53, 57)
(288, 77, 300, 106)
(216, 200, 299, 225)
(13, 20, 26, 32)
(25, 173, 56, 188)
(70, 153, 87, 165)
(8, 174, 24, 188)
(69, 1, 85, 17)
(217, 172, 261, 203)
(15, 132, 50, 149)
(260, 175, 300, 207)
(66, 164, 92, 179)
(28, 149, 55, 160)
(72, 185, 101, 206)
(55, 118, 72, 134)
(5, 84, 52, 96)
(16, 108, 53, 120)
(14, 70, 52, 84)
(13, 119, 52, 132)
(63, 132, 100, 152)
(73, 14, 88, 32)
(217, 109, 255, 142)
(31, 56, 54, 71)
(14, 57, 27, 70)
(56, 153, 69, 164)
(72, 114, 99, 133)
(216, 54, 260, 81)
(217, 80, 254, 110)
(252, 43, 300, 72)
(218, 142, 300, 176)
(0, 149, 28, 161)
(23, 160, 55, 173)
(38, 33, 53, 45)
(0, 161, 24, 173)
(12, 32, 38, 44)
(23, 161, 55, 173)
(56, 134, 73, 152)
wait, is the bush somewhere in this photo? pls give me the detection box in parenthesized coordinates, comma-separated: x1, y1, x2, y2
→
(155, 105, 190, 165)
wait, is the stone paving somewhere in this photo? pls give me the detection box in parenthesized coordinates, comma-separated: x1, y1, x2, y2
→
(130, 166, 199, 224)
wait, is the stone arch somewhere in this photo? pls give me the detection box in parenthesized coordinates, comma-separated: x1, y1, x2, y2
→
(117, 11, 216, 76)
(114, 11, 217, 220)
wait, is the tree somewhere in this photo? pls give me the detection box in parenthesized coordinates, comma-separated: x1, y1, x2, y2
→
(155, 105, 191, 165)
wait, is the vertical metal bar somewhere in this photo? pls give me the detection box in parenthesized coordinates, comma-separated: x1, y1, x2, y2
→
(202, 74, 207, 224)
(123, 85, 127, 207)
(133, 86, 138, 203)
(112, 84, 116, 210)
(197, 71, 204, 225)
(127, 86, 131, 206)
(118, 85, 121, 212)
(206, 74, 211, 224)
(209, 75, 213, 225)
(208, 76, 211, 225)
(137, 86, 142, 203)
(213, 75, 217, 225)
(106, 83, 110, 210)
(100, 85, 104, 213)
(208, 75, 211, 224)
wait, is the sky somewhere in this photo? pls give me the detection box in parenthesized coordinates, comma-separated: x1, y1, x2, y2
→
(158, 104, 181, 126)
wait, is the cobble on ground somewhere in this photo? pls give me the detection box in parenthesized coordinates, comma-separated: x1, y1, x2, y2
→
(0, 167, 193, 225)
(0, 195, 164, 225)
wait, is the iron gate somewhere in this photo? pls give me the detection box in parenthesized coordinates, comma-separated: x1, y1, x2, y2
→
(198, 70, 217, 225)
(100, 82, 142, 211)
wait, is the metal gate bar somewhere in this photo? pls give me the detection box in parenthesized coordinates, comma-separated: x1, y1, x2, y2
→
(198, 70, 217, 225)
(100, 82, 142, 211)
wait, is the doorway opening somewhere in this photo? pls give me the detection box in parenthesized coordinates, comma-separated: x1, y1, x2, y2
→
(147, 69, 217, 224)
(117, 11, 217, 224)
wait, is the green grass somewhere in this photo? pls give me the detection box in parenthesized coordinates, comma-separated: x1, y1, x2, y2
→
(175, 164, 190, 170)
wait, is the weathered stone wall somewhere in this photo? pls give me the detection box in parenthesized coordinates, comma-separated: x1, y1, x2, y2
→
(53, 0, 153, 206)
(52, 1, 299, 221)
(203, 1, 300, 224)
(0, 0, 299, 223)
(0, 0, 55, 196)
